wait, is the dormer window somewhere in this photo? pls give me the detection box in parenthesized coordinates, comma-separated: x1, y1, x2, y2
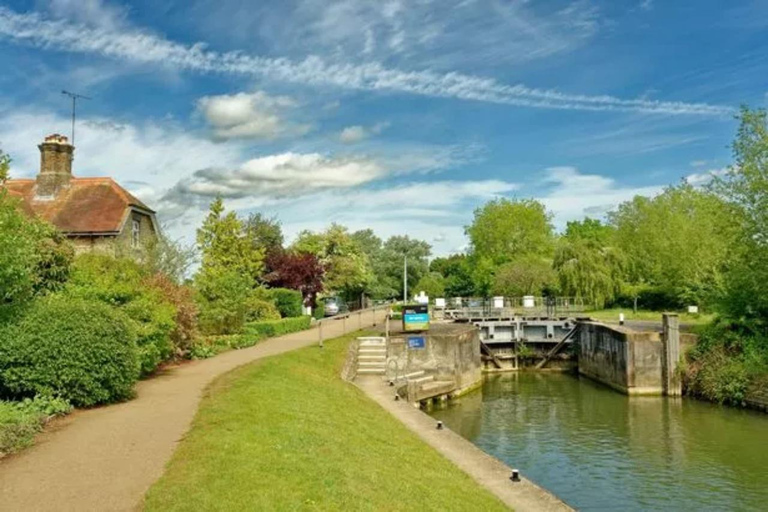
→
(132, 219, 140, 248)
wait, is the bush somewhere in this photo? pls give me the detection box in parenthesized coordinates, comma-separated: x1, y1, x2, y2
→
(269, 288, 304, 318)
(245, 298, 281, 322)
(66, 255, 178, 376)
(244, 316, 311, 338)
(0, 298, 139, 406)
(144, 274, 198, 358)
(0, 395, 71, 456)
(195, 269, 252, 335)
(312, 300, 325, 320)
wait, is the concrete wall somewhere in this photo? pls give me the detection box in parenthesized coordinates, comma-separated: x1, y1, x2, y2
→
(578, 322, 664, 395)
(391, 323, 482, 395)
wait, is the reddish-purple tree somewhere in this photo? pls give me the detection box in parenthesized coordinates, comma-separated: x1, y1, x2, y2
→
(264, 250, 325, 306)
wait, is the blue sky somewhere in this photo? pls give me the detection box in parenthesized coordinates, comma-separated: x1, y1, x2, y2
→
(0, 0, 766, 254)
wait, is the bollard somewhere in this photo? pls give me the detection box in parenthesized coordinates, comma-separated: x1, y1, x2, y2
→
(318, 320, 324, 348)
(510, 469, 520, 482)
(436, 421, 444, 430)
(619, 312, 625, 326)
(394, 395, 400, 401)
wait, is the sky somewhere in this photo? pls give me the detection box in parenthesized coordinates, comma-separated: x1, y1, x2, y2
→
(0, 0, 766, 255)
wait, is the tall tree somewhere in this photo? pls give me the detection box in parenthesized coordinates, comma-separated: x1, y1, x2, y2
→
(264, 250, 325, 306)
(466, 198, 554, 266)
(492, 255, 556, 297)
(379, 235, 432, 300)
(430, 254, 475, 297)
(245, 213, 284, 255)
(712, 107, 768, 322)
(196, 197, 264, 285)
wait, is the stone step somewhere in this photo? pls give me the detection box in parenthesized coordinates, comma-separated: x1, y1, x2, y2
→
(403, 370, 425, 379)
(358, 348, 386, 355)
(358, 337, 386, 347)
(409, 375, 435, 385)
(358, 355, 386, 361)
(358, 361, 386, 368)
(357, 368, 386, 375)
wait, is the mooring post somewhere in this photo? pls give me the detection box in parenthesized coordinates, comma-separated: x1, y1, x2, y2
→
(662, 313, 681, 396)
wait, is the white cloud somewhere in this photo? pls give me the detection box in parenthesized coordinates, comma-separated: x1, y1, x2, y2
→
(196, 91, 310, 140)
(685, 168, 728, 187)
(639, 0, 654, 11)
(44, 0, 127, 30)
(0, 6, 734, 116)
(338, 122, 389, 143)
(538, 167, 663, 228)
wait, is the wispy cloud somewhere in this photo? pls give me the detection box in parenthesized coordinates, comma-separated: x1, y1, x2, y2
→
(0, 6, 734, 116)
(339, 122, 389, 143)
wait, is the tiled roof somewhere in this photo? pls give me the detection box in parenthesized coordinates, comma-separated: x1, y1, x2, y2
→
(3, 177, 155, 234)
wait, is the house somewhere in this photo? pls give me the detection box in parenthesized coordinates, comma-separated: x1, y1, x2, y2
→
(3, 134, 158, 254)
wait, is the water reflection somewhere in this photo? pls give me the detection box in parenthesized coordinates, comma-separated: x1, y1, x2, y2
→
(431, 373, 768, 512)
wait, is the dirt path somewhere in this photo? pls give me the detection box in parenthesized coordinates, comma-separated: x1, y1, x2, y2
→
(0, 309, 383, 512)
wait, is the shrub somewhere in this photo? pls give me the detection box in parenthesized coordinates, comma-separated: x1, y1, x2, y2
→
(0, 395, 72, 456)
(312, 300, 325, 320)
(269, 288, 304, 318)
(244, 316, 311, 338)
(144, 274, 198, 357)
(195, 268, 252, 335)
(0, 298, 139, 406)
(67, 255, 178, 376)
(245, 298, 281, 322)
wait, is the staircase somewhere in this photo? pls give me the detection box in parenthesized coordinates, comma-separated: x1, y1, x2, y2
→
(356, 337, 387, 376)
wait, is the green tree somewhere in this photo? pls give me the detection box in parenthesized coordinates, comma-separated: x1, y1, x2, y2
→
(379, 236, 432, 300)
(564, 218, 615, 244)
(466, 198, 554, 266)
(351, 229, 392, 299)
(293, 224, 372, 298)
(430, 254, 475, 297)
(0, 149, 9, 183)
(609, 183, 736, 307)
(196, 197, 264, 285)
(245, 213, 284, 255)
(712, 107, 768, 322)
(413, 272, 446, 300)
(554, 240, 624, 309)
(492, 255, 556, 297)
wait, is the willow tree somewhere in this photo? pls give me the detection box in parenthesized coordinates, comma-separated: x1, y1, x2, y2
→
(553, 240, 624, 309)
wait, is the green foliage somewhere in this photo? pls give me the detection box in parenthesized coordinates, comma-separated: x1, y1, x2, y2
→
(66, 254, 177, 376)
(379, 236, 432, 300)
(0, 149, 9, 183)
(244, 297, 281, 322)
(492, 255, 556, 297)
(712, 107, 768, 324)
(564, 218, 615, 244)
(413, 272, 446, 300)
(0, 193, 74, 310)
(144, 274, 199, 358)
(244, 316, 311, 338)
(0, 297, 139, 406)
(140, 234, 197, 284)
(245, 213, 284, 254)
(0, 395, 71, 456)
(686, 319, 768, 405)
(430, 254, 475, 297)
(554, 239, 624, 308)
(293, 224, 372, 296)
(269, 287, 303, 318)
(466, 198, 554, 266)
(197, 197, 264, 287)
(609, 183, 735, 307)
(312, 300, 325, 320)
(195, 268, 253, 335)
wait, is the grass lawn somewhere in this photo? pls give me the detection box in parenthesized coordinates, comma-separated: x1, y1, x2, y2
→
(143, 331, 508, 511)
(585, 308, 714, 326)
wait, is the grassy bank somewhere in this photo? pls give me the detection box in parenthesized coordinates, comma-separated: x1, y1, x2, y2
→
(585, 308, 714, 325)
(144, 332, 507, 511)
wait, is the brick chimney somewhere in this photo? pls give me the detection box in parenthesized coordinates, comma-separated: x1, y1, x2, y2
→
(36, 134, 74, 197)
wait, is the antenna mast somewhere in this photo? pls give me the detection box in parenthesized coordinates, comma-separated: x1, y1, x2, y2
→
(61, 90, 91, 148)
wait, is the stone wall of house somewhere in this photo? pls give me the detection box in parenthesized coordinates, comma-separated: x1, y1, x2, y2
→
(69, 211, 157, 256)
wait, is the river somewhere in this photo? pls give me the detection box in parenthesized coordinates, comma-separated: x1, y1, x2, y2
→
(430, 372, 768, 511)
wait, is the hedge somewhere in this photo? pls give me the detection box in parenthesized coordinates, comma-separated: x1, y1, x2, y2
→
(0, 297, 140, 407)
(190, 316, 312, 359)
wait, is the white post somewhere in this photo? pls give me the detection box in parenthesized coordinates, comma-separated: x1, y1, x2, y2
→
(403, 254, 408, 303)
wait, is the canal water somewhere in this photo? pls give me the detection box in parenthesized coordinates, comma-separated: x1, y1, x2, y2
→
(430, 372, 768, 511)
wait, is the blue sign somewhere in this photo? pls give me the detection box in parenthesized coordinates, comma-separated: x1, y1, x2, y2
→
(404, 313, 429, 323)
(408, 336, 426, 349)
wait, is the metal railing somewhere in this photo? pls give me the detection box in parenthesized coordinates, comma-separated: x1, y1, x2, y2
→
(442, 296, 590, 319)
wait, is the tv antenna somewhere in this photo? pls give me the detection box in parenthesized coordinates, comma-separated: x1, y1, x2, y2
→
(61, 90, 91, 148)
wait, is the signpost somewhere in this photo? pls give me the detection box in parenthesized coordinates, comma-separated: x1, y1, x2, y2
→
(402, 304, 430, 332)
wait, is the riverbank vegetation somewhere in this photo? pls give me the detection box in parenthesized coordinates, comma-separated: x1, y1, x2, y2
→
(143, 331, 507, 511)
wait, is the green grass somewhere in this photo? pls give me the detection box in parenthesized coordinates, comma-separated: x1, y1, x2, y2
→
(144, 332, 507, 511)
(585, 308, 715, 325)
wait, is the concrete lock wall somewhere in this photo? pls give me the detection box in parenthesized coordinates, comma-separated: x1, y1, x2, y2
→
(578, 320, 681, 395)
(391, 323, 482, 394)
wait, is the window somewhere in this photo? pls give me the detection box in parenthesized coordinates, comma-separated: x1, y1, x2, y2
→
(132, 219, 141, 248)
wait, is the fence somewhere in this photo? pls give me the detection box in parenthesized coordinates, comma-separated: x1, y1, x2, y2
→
(441, 296, 590, 319)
